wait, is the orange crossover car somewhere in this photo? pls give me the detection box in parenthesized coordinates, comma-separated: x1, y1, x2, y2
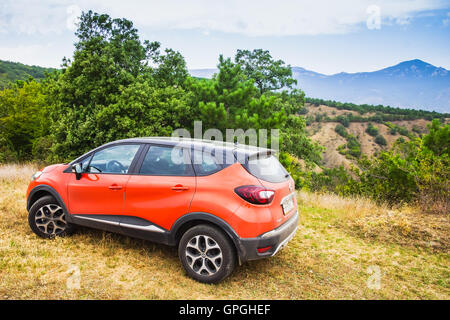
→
(26, 138, 298, 283)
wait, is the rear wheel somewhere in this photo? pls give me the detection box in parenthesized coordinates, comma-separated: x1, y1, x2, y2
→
(28, 195, 74, 239)
(178, 224, 236, 283)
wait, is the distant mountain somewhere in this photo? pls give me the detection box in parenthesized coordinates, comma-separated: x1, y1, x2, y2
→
(190, 59, 450, 113)
(189, 68, 218, 79)
(0, 60, 56, 88)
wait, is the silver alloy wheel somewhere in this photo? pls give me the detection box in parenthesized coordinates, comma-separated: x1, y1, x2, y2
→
(185, 235, 223, 276)
(34, 204, 67, 236)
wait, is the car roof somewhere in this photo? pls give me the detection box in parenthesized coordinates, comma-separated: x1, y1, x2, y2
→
(111, 137, 273, 155)
(70, 137, 275, 165)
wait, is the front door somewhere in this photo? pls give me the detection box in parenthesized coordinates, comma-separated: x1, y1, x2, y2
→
(67, 144, 142, 215)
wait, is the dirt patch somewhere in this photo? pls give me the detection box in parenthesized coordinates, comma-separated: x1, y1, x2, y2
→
(309, 122, 352, 169)
(347, 122, 400, 156)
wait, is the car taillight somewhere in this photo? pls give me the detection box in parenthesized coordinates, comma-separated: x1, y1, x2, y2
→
(234, 185, 275, 205)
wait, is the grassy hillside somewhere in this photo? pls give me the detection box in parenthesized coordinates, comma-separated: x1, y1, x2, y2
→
(304, 102, 449, 169)
(0, 60, 57, 88)
(0, 164, 448, 299)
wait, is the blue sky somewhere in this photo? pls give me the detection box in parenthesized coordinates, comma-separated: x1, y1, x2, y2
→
(0, 0, 449, 74)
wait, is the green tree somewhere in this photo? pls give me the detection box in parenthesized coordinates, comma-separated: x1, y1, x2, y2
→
(281, 115, 323, 166)
(0, 80, 49, 160)
(235, 49, 297, 94)
(47, 11, 189, 161)
(187, 55, 285, 133)
(186, 54, 321, 165)
(152, 48, 189, 88)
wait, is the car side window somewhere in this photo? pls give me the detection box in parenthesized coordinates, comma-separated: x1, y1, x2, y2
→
(139, 145, 193, 176)
(193, 150, 222, 175)
(88, 144, 140, 174)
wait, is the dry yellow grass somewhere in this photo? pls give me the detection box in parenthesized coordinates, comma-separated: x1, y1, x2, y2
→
(0, 164, 448, 299)
(299, 191, 449, 252)
(0, 163, 38, 181)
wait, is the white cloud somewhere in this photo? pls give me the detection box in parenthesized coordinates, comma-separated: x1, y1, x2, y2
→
(0, 0, 72, 35)
(82, 0, 450, 36)
(0, 0, 448, 36)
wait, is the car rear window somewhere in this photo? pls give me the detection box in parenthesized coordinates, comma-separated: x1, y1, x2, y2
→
(244, 155, 289, 183)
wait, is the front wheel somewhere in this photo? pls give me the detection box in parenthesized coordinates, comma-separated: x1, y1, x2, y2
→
(28, 195, 74, 239)
(178, 224, 236, 283)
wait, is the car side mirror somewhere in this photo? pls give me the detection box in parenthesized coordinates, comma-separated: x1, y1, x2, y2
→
(72, 163, 83, 180)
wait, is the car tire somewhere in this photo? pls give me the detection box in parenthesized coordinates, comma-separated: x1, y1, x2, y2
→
(178, 224, 236, 283)
(28, 195, 74, 239)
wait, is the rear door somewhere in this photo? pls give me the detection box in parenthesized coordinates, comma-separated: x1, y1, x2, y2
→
(122, 144, 196, 232)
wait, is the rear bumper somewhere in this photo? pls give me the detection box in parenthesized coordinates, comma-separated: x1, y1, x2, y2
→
(236, 211, 298, 263)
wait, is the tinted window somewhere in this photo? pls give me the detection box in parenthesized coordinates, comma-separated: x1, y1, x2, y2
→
(89, 144, 140, 174)
(193, 150, 222, 175)
(245, 155, 288, 183)
(140, 145, 192, 176)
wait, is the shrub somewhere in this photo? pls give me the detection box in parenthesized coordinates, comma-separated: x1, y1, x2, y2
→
(337, 115, 350, 127)
(375, 134, 387, 146)
(335, 124, 348, 137)
(366, 123, 379, 136)
(397, 126, 410, 137)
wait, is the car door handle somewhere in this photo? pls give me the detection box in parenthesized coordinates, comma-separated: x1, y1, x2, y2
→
(171, 185, 189, 191)
(108, 184, 123, 190)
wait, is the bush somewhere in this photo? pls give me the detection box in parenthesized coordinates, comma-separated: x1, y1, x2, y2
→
(346, 136, 361, 157)
(397, 126, 410, 137)
(337, 115, 350, 127)
(335, 124, 348, 137)
(366, 123, 379, 136)
(412, 125, 421, 134)
(308, 166, 354, 193)
(375, 134, 387, 146)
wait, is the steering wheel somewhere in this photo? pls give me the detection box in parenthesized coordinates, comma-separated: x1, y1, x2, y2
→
(106, 160, 126, 173)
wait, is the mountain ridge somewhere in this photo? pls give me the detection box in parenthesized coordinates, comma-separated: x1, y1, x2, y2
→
(190, 59, 450, 113)
(0, 59, 56, 88)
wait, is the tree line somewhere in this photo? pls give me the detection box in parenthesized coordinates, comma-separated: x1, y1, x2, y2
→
(0, 10, 321, 165)
(306, 97, 449, 121)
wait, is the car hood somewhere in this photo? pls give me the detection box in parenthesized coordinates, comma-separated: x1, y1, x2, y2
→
(42, 164, 65, 173)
